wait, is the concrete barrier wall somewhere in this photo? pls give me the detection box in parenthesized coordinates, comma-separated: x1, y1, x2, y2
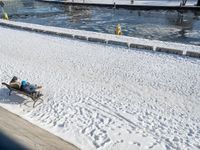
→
(0, 20, 200, 59)
(108, 40, 129, 48)
(39, 0, 200, 11)
(156, 47, 183, 55)
(57, 33, 74, 38)
(130, 43, 153, 51)
(186, 51, 200, 58)
(88, 37, 107, 44)
(74, 35, 87, 41)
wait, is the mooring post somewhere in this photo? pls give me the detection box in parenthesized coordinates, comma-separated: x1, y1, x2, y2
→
(131, 0, 134, 4)
(113, 2, 116, 9)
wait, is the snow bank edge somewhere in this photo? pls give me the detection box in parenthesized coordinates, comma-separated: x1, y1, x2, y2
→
(0, 19, 200, 59)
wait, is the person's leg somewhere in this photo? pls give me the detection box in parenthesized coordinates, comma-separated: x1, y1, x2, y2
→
(29, 84, 36, 93)
(36, 85, 42, 89)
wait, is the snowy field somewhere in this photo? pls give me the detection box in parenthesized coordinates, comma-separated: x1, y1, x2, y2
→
(0, 26, 200, 150)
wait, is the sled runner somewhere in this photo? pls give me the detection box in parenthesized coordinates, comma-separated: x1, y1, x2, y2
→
(2, 82, 43, 108)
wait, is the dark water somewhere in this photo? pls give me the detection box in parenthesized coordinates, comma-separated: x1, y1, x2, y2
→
(1, 0, 200, 45)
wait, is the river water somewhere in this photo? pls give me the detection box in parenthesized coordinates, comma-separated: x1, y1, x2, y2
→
(1, 0, 200, 46)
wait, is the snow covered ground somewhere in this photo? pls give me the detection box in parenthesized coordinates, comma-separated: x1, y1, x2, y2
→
(0, 26, 200, 150)
(50, 0, 197, 6)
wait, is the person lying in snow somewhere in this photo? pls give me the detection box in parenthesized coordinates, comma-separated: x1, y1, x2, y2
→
(10, 76, 42, 94)
(21, 80, 42, 94)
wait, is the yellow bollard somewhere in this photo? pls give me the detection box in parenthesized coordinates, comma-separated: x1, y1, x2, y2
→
(1, 6, 9, 20)
(3, 12, 9, 20)
(115, 24, 122, 35)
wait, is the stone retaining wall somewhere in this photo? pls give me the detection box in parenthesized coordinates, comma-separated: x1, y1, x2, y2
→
(156, 47, 183, 55)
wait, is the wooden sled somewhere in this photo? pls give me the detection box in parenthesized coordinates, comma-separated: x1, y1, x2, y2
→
(2, 82, 43, 108)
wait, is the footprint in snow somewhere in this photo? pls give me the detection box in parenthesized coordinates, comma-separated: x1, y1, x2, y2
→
(133, 141, 141, 147)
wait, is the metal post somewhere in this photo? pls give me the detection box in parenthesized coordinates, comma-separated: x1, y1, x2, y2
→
(131, 0, 134, 4)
